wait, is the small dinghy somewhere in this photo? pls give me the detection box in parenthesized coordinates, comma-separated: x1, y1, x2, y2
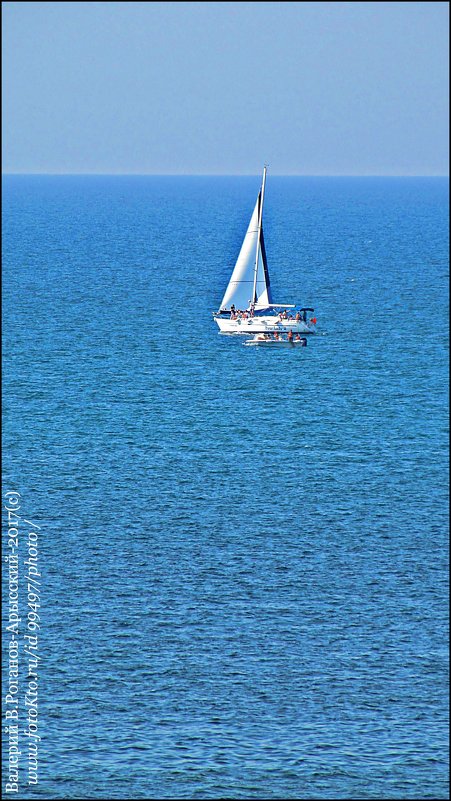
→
(244, 334, 307, 347)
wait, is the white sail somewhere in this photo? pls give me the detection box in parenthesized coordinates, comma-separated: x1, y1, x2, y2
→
(219, 189, 272, 311)
(255, 241, 271, 307)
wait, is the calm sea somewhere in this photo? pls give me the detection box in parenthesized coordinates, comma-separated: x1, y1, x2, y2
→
(2, 175, 449, 799)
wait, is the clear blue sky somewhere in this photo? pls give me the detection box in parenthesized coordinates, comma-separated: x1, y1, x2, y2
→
(2, 1, 449, 175)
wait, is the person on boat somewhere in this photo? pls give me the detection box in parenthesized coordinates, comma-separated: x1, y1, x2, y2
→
(230, 304, 236, 318)
(249, 302, 255, 318)
(295, 311, 301, 322)
(295, 333, 301, 340)
(282, 309, 288, 319)
(287, 329, 294, 342)
(273, 332, 279, 340)
(310, 317, 317, 324)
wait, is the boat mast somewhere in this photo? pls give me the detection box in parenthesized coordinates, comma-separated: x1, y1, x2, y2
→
(251, 165, 267, 306)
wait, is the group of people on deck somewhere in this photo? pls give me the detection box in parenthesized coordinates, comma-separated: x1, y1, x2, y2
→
(279, 309, 308, 322)
(230, 303, 255, 320)
(229, 304, 313, 324)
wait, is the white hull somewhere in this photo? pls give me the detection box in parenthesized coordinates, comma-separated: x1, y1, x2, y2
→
(214, 316, 316, 334)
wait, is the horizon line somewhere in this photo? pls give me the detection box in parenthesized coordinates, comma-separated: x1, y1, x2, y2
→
(2, 171, 449, 178)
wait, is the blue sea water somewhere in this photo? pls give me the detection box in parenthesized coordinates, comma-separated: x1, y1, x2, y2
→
(2, 175, 449, 800)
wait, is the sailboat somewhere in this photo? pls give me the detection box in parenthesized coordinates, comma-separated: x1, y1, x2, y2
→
(213, 166, 316, 334)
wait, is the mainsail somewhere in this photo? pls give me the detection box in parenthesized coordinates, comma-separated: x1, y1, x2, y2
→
(219, 175, 272, 311)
